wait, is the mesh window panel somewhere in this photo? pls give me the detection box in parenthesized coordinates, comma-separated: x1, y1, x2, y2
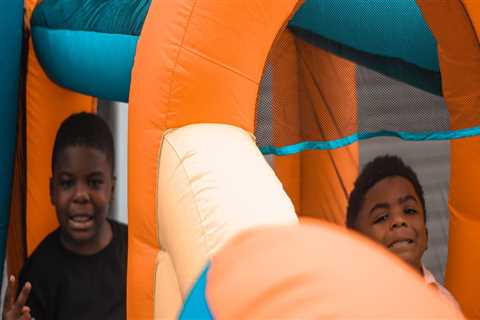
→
(254, 28, 452, 284)
(357, 65, 449, 132)
(255, 31, 453, 152)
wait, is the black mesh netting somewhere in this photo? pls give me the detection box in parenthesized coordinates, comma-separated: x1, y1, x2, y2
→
(254, 28, 451, 284)
(255, 29, 450, 152)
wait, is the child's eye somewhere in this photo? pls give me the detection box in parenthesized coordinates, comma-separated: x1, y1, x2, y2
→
(89, 179, 103, 189)
(373, 213, 388, 224)
(59, 179, 74, 189)
(404, 208, 417, 215)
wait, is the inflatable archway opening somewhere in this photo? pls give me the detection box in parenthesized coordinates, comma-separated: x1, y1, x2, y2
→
(255, 1, 480, 317)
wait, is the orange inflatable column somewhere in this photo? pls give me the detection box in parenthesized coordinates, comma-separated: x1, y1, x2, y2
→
(24, 0, 96, 254)
(297, 39, 358, 225)
(128, 0, 303, 318)
(271, 30, 302, 213)
(416, 0, 480, 317)
(271, 34, 358, 222)
(270, 33, 358, 222)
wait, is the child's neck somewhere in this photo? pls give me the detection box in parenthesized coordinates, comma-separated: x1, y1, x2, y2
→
(412, 262, 424, 276)
(61, 221, 113, 255)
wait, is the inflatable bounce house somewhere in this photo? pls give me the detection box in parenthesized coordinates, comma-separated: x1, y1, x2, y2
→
(1, 0, 479, 318)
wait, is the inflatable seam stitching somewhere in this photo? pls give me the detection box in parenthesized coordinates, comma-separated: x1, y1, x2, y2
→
(181, 45, 258, 83)
(164, 0, 198, 121)
(152, 251, 161, 318)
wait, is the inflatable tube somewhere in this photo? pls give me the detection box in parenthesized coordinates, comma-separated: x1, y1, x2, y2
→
(31, 27, 137, 102)
(180, 222, 463, 319)
(30, 0, 151, 102)
(0, 0, 23, 283)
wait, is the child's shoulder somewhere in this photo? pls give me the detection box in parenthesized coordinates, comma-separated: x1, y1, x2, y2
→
(109, 219, 128, 246)
(109, 219, 127, 235)
(29, 228, 63, 262)
(20, 228, 63, 281)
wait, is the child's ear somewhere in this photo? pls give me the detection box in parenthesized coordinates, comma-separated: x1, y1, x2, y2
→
(49, 177, 55, 205)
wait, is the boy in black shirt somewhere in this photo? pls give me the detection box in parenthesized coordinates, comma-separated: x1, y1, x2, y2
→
(3, 112, 127, 320)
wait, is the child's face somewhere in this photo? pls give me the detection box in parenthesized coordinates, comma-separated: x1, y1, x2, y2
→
(354, 176, 427, 271)
(50, 146, 114, 247)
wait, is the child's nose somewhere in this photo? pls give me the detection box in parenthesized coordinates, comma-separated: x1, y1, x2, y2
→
(73, 183, 90, 202)
(390, 209, 408, 229)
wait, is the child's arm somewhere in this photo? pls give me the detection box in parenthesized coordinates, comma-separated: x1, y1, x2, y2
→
(2, 276, 32, 320)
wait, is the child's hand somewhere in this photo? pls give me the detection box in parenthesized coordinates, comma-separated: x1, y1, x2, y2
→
(2, 275, 32, 320)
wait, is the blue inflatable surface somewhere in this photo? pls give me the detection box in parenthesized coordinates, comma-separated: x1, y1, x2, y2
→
(32, 27, 137, 102)
(290, 0, 439, 72)
(179, 263, 213, 319)
(0, 0, 23, 283)
(30, 0, 150, 102)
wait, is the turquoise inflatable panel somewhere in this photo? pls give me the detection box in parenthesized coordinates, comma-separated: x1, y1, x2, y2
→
(289, 0, 439, 72)
(32, 27, 138, 102)
(180, 263, 214, 319)
(32, 0, 151, 36)
(0, 0, 23, 282)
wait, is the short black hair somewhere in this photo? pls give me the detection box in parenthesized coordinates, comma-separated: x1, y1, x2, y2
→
(346, 155, 426, 229)
(52, 112, 114, 174)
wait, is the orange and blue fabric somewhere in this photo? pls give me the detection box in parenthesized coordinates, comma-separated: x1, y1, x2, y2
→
(181, 221, 463, 319)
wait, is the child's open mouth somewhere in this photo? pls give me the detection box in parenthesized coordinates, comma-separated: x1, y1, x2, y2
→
(69, 214, 94, 230)
(388, 239, 414, 249)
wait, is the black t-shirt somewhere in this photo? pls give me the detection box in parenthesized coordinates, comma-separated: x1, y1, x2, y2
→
(18, 220, 128, 320)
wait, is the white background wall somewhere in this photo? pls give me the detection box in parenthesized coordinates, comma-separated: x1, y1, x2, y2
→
(97, 100, 129, 225)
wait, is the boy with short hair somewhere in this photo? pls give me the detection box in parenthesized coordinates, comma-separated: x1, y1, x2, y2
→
(347, 155, 459, 309)
(3, 112, 127, 320)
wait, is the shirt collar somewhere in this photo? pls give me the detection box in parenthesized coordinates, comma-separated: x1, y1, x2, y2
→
(422, 264, 438, 286)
